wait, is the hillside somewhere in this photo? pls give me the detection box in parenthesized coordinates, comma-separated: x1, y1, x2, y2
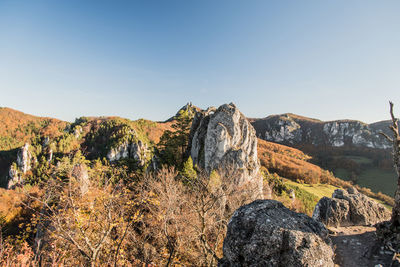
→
(252, 113, 396, 196)
(250, 113, 391, 149)
(0, 105, 395, 266)
(0, 107, 67, 150)
(0, 108, 175, 187)
(257, 139, 394, 207)
(1, 107, 394, 199)
(0, 108, 68, 186)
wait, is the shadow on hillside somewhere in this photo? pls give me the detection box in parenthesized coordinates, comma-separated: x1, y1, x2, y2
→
(0, 148, 19, 188)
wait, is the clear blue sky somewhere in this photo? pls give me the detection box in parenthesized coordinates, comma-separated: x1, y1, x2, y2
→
(1, 0, 399, 123)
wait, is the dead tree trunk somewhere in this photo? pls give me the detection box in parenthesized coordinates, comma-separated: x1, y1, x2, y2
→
(381, 102, 400, 226)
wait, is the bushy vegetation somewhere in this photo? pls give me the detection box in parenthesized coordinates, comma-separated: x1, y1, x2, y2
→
(0, 106, 396, 265)
(0, 108, 66, 151)
(0, 161, 260, 266)
(264, 172, 319, 216)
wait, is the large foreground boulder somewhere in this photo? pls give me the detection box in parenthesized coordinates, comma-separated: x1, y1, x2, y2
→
(313, 188, 390, 227)
(189, 103, 263, 194)
(219, 200, 334, 267)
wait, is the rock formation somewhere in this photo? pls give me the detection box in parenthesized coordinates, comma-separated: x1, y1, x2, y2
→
(17, 143, 34, 174)
(219, 200, 334, 267)
(189, 103, 262, 194)
(166, 102, 201, 122)
(313, 188, 390, 227)
(71, 164, 89, 195)
(7, 166, 21, 189)
(251, 113, 391, 149)
(107, 139, 150, 167)
(7, 143, 35, 188)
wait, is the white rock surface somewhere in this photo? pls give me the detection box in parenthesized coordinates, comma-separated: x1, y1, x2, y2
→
(107, 139, 150, 167)
(190, 103, 263, 194)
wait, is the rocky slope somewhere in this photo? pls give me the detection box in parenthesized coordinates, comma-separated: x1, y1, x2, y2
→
(250, 113, 391, 149)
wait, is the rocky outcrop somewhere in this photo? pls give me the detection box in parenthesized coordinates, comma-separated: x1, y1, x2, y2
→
(71, 164, 89, 195)
(107, 140, 150, 167)
(251, 114, 391, 149)
(189, 103, 262, 194)
(166, 102, 201, 122)
(7, 165, 21, 189)
(264, 115, 302, 144)
(7, 143, 36, 188)
(108, 142, 130, 161)
(313, 188, 391, 227)
(219, 200, 334, 267)
(17, 143, 34, 174)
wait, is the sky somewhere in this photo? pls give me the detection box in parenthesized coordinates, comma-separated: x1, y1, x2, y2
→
(0, 0, 400, 123)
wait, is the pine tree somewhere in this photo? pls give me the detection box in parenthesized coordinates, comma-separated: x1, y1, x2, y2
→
(158, 109, 194, 168)
(181, 156, 197, 181)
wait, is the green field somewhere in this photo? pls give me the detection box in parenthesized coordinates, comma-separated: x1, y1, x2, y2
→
(334, 168, 351, 181)
(334, 167, 397, 196)
(343, 155, 373, 164)
(283, 179, 338, 199)
(334, 155, 373, 165)
(357, 168, 397, 196)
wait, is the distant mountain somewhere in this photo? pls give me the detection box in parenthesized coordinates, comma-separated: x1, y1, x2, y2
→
(250, 113, 396, 196)
(0, 106, 396, 196)
(250, 113, 391, 149)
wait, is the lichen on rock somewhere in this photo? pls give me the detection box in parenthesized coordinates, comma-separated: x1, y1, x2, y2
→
(219, 199, 334, 267)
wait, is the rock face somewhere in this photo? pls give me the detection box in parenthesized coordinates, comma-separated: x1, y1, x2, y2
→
(251, 114, 391, 149)
(313, 188, 391, 227)
(17, 143, 33, 174)
(189, 103, 262, 193)
(7, 166, 21, 189)
(71, 164, 89, 195)
(219, 200, 334, 267)
(7, 143, 35, 188)
(107, 140, 150, 167)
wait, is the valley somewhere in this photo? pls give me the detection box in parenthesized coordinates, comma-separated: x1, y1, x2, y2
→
(0, 103, 397, 266)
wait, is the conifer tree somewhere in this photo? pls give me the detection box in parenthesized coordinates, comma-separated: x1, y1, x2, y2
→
(158, 109, 194, 168)
(181, 156, 197, 181)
